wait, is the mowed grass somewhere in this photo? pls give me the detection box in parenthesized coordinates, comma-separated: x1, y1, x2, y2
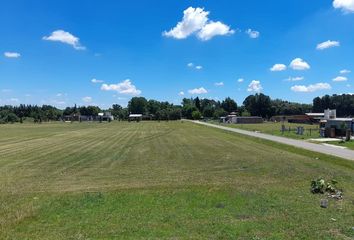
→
(214, 121, 321, 140)
(0, 121, 353, 239)
(326, 140, 354, 150)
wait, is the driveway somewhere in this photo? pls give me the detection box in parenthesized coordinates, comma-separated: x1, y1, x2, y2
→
(191, 121, 354, 161)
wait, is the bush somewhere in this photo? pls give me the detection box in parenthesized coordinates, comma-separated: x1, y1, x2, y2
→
(0, 110, 19, 123)
(192, 111, 202, 120)
(311, 178, 338, 194)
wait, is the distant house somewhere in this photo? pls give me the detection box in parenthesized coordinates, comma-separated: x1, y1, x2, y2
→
(98, 112, 114, 122)
(221, 114, 263, 124)
(63, 112, 114, 122)
(129, 114, 143, 122)
(234, 116, 263, 124)
(319, 110, 354, 138)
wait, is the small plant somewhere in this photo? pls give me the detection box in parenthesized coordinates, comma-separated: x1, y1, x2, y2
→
(311, 178, 342, 200)
(311, 178, 338, 194)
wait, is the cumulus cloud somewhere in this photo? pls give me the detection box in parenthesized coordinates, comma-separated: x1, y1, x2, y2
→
(333, 76, 348, 82)
(285, 76, 305, 82)
(187, 63, 194, 67)
(82, 96, 93, 103)
(316, 40, 340, 50)
(197, 21, 235, 41)
(289, 58, 310, 70)
(43, 30, 86, 50)
(4, 52, 21, 58)
(238, 78, 244, 83)
(101, 79, 142, 95)
(333, 0, 354, 13)
(195, 65, 203, 70)
(247, 80, 263, 92)
(270, 64, 287, 72)
(214, 82, 224, 86)
(179, 91, 185, 96)
(291, 83, 331, 92)
(163, 7, 234, 41)
(91, 78, 104, 83)
(246, 29, 260, 38)
(188, 87, 208, 94)
(340, 69, 351, 74)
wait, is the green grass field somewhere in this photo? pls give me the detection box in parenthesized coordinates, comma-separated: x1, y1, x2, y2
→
(214, 121, 321, 140)
(1, 121, 353, 239)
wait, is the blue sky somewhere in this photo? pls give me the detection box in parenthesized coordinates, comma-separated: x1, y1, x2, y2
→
(1, 0, 354, 108)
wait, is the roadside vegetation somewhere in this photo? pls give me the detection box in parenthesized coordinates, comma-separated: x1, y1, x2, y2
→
(2, 93, 354, 124)
(1, 121, 353, 239)
(215, 121, 321, 140)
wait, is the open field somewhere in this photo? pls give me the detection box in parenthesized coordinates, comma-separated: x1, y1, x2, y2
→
(213, 121, 321, 140)
(1, 121, 354, 239)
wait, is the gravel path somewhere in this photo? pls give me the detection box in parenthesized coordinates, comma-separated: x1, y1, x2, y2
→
(192, 121, 354, 161)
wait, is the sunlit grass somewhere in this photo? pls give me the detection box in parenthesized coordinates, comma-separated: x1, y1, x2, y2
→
(0, 121, 353, 239)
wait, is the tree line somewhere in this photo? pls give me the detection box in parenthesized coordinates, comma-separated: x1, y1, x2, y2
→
(1, 93, 353, 123)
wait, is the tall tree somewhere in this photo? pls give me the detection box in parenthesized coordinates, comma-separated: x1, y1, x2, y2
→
(243, 93, 272, 118)
(128, 97, 148, 114)
(194, 97, 201, 111)
(221, 97, 237, 113)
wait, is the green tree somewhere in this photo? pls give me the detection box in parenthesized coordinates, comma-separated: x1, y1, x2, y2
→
(192, 110, 202, 120)
(194, 97, 201, 111)
(221, 97, 237, 113)
(128, 97, 148, 114)
(243, 93, 272, 118)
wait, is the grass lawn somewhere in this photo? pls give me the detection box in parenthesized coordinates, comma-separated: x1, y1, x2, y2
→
(0, 121, 353, 239)
(211, 121, 321, 140)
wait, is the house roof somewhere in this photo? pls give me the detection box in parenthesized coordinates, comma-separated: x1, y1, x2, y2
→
(129, 114, 143, 117)
(306, 113, 324, 117)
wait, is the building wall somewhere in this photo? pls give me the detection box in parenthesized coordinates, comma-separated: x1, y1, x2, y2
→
(236, 117, 263, 124)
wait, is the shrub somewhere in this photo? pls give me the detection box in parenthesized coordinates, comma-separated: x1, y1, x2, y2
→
(192, 111, 202, 120)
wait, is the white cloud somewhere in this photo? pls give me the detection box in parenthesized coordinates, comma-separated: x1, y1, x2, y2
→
(238, 78, 244, 83)
(179, 91, 185, 96)
(333, 0, 354, 13)
(101, 79, 142, 95)
(91, 78, 104, 83)
(289, 58, 310, 70)
(197, 21, 235, 41)
(285, 76, 305, 82)
(188, 87, 208, 94)
(247, 80, 263, 92)
(163, 7, 234, 41)
(43, 30, 85, 50)
(333, 76, 348, 82)
(214, 82, 224, 86)
(4, 52, 21, 58)
(316, 40, 340, 50)
(188, 63, 203, 70)
(246, 29, 260, 39)
(340, 69, 351, 74)
(82, 96, 92, 103)
(270, 63, 287, 72)
(291, 83, 331, 92)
